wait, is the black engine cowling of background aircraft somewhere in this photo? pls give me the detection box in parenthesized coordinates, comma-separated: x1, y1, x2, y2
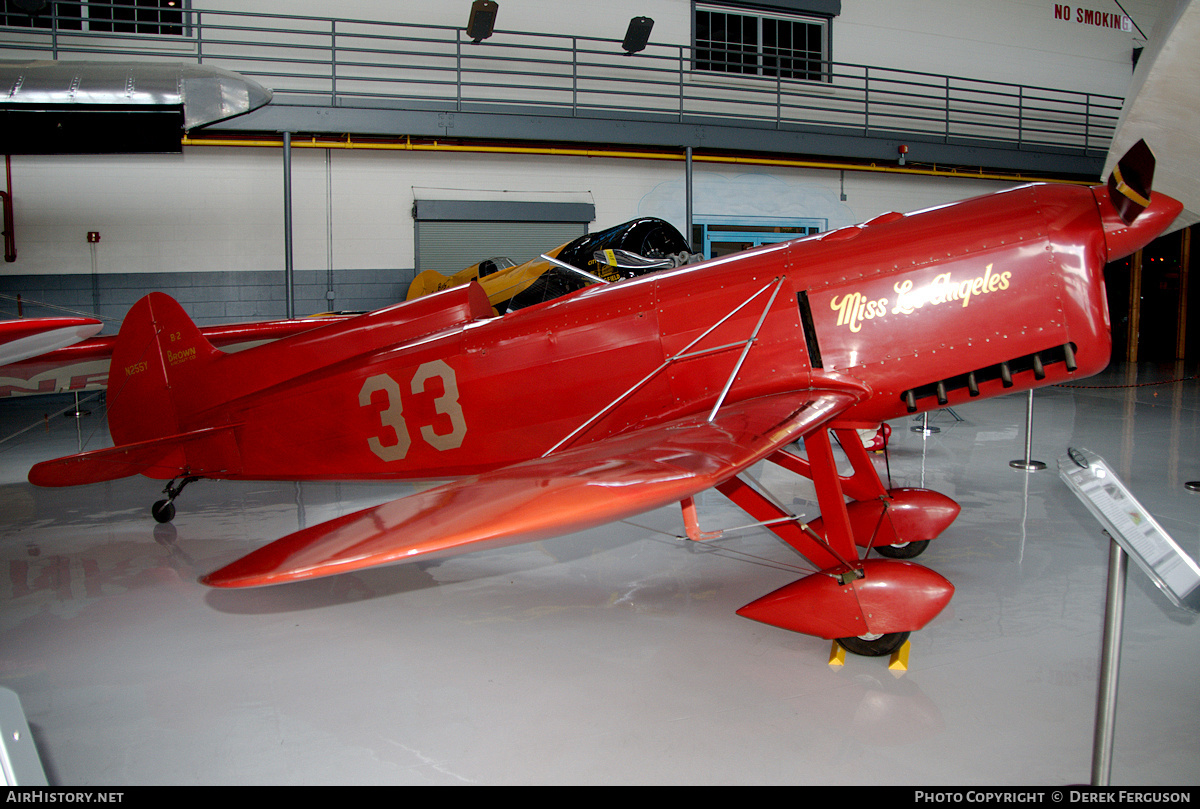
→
(506, 217, 692, 310)
(556, 217, 692, 279)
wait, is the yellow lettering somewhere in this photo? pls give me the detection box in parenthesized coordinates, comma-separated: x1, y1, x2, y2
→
(891, 279, 917, 314)
(830, 293, 858, 328)
(844, 263, 1016, 329)
(831, 291, 888, 333)
(166, 346, 197, 366)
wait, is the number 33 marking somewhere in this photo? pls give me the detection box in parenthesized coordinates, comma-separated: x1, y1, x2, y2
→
(359, 360, 466, 462)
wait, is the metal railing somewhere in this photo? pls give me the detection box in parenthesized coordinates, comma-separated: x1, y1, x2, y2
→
(0, 4, 1122, 153)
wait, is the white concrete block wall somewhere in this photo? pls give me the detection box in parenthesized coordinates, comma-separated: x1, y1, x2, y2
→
(4, 143, 1017, 280)
(834, 0, 1163, 94)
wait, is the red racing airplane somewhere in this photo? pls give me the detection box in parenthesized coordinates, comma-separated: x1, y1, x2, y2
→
(26, 142, 1182, 656)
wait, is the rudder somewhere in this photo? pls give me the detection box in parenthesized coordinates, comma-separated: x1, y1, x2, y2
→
(107, 292, 223, 446)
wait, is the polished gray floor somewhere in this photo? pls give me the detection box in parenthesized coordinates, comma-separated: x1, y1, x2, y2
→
(1, 364, 1197, 785)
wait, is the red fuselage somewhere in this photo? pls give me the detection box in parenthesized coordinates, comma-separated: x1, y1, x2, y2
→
(98, 180, 1179, 485)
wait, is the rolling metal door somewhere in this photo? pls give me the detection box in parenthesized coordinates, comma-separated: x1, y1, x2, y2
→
(416, 221, 589, 274)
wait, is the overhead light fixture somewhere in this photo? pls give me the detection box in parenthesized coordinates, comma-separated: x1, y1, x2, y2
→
(622, 16, 654, 54)
(12, 0, 50, 13)
(467, 0, 498, 43)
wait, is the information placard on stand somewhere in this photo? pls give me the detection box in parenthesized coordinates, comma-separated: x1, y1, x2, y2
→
(1058, 447, 1200, 786)
(1059, 447, 1200, 612)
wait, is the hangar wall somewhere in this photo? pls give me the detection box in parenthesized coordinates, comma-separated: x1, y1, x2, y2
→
(0, 145, 1006, 325)
(0, 0, 1164, 326)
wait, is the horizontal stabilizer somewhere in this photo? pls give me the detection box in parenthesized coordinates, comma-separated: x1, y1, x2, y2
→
(28, 425, 241, 487)
(202, 389, 861, 587)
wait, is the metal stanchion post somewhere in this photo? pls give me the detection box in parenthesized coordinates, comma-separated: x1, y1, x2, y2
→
(1010, 389, 1046, 470)
(911, 411, 939, 435)
(1091, 534, 1127, 786)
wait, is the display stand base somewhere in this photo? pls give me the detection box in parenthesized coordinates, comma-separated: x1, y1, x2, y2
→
(1009, 459, 1047, 471)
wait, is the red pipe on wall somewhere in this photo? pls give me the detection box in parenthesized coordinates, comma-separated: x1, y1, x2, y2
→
(2, 154, 15, 263)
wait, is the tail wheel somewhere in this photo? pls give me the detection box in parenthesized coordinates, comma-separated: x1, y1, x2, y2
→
(836, 631, 910, 657)
(874, 539, 930, 559)
(151, 499, 176, 524)
(150, 475, 200, 524)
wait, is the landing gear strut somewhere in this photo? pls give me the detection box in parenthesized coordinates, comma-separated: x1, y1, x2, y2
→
(728, 423, 958, 656)
(152, 475, 200, 523)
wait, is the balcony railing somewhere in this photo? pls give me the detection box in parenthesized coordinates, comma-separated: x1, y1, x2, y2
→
(0, 5, 1122, 154)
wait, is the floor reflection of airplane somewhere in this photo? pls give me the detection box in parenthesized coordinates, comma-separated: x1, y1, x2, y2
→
(406, 217, 695, 313)
(26, 142, 1181, 656)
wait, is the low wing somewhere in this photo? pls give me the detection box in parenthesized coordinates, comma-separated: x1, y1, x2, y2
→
(202, 388, 860, 588)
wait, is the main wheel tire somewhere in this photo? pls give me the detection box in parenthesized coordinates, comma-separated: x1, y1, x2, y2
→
(151, 499, 176, 524)
(874, 539, 930, 559)
(836, 631, 910, 657)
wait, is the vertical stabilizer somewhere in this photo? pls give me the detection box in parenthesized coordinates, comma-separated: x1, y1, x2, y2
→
(106, 293, 222, 446)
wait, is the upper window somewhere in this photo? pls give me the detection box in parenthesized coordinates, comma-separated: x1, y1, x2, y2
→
(1, 1, 185, 36)
(694, 2, 830, 82)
